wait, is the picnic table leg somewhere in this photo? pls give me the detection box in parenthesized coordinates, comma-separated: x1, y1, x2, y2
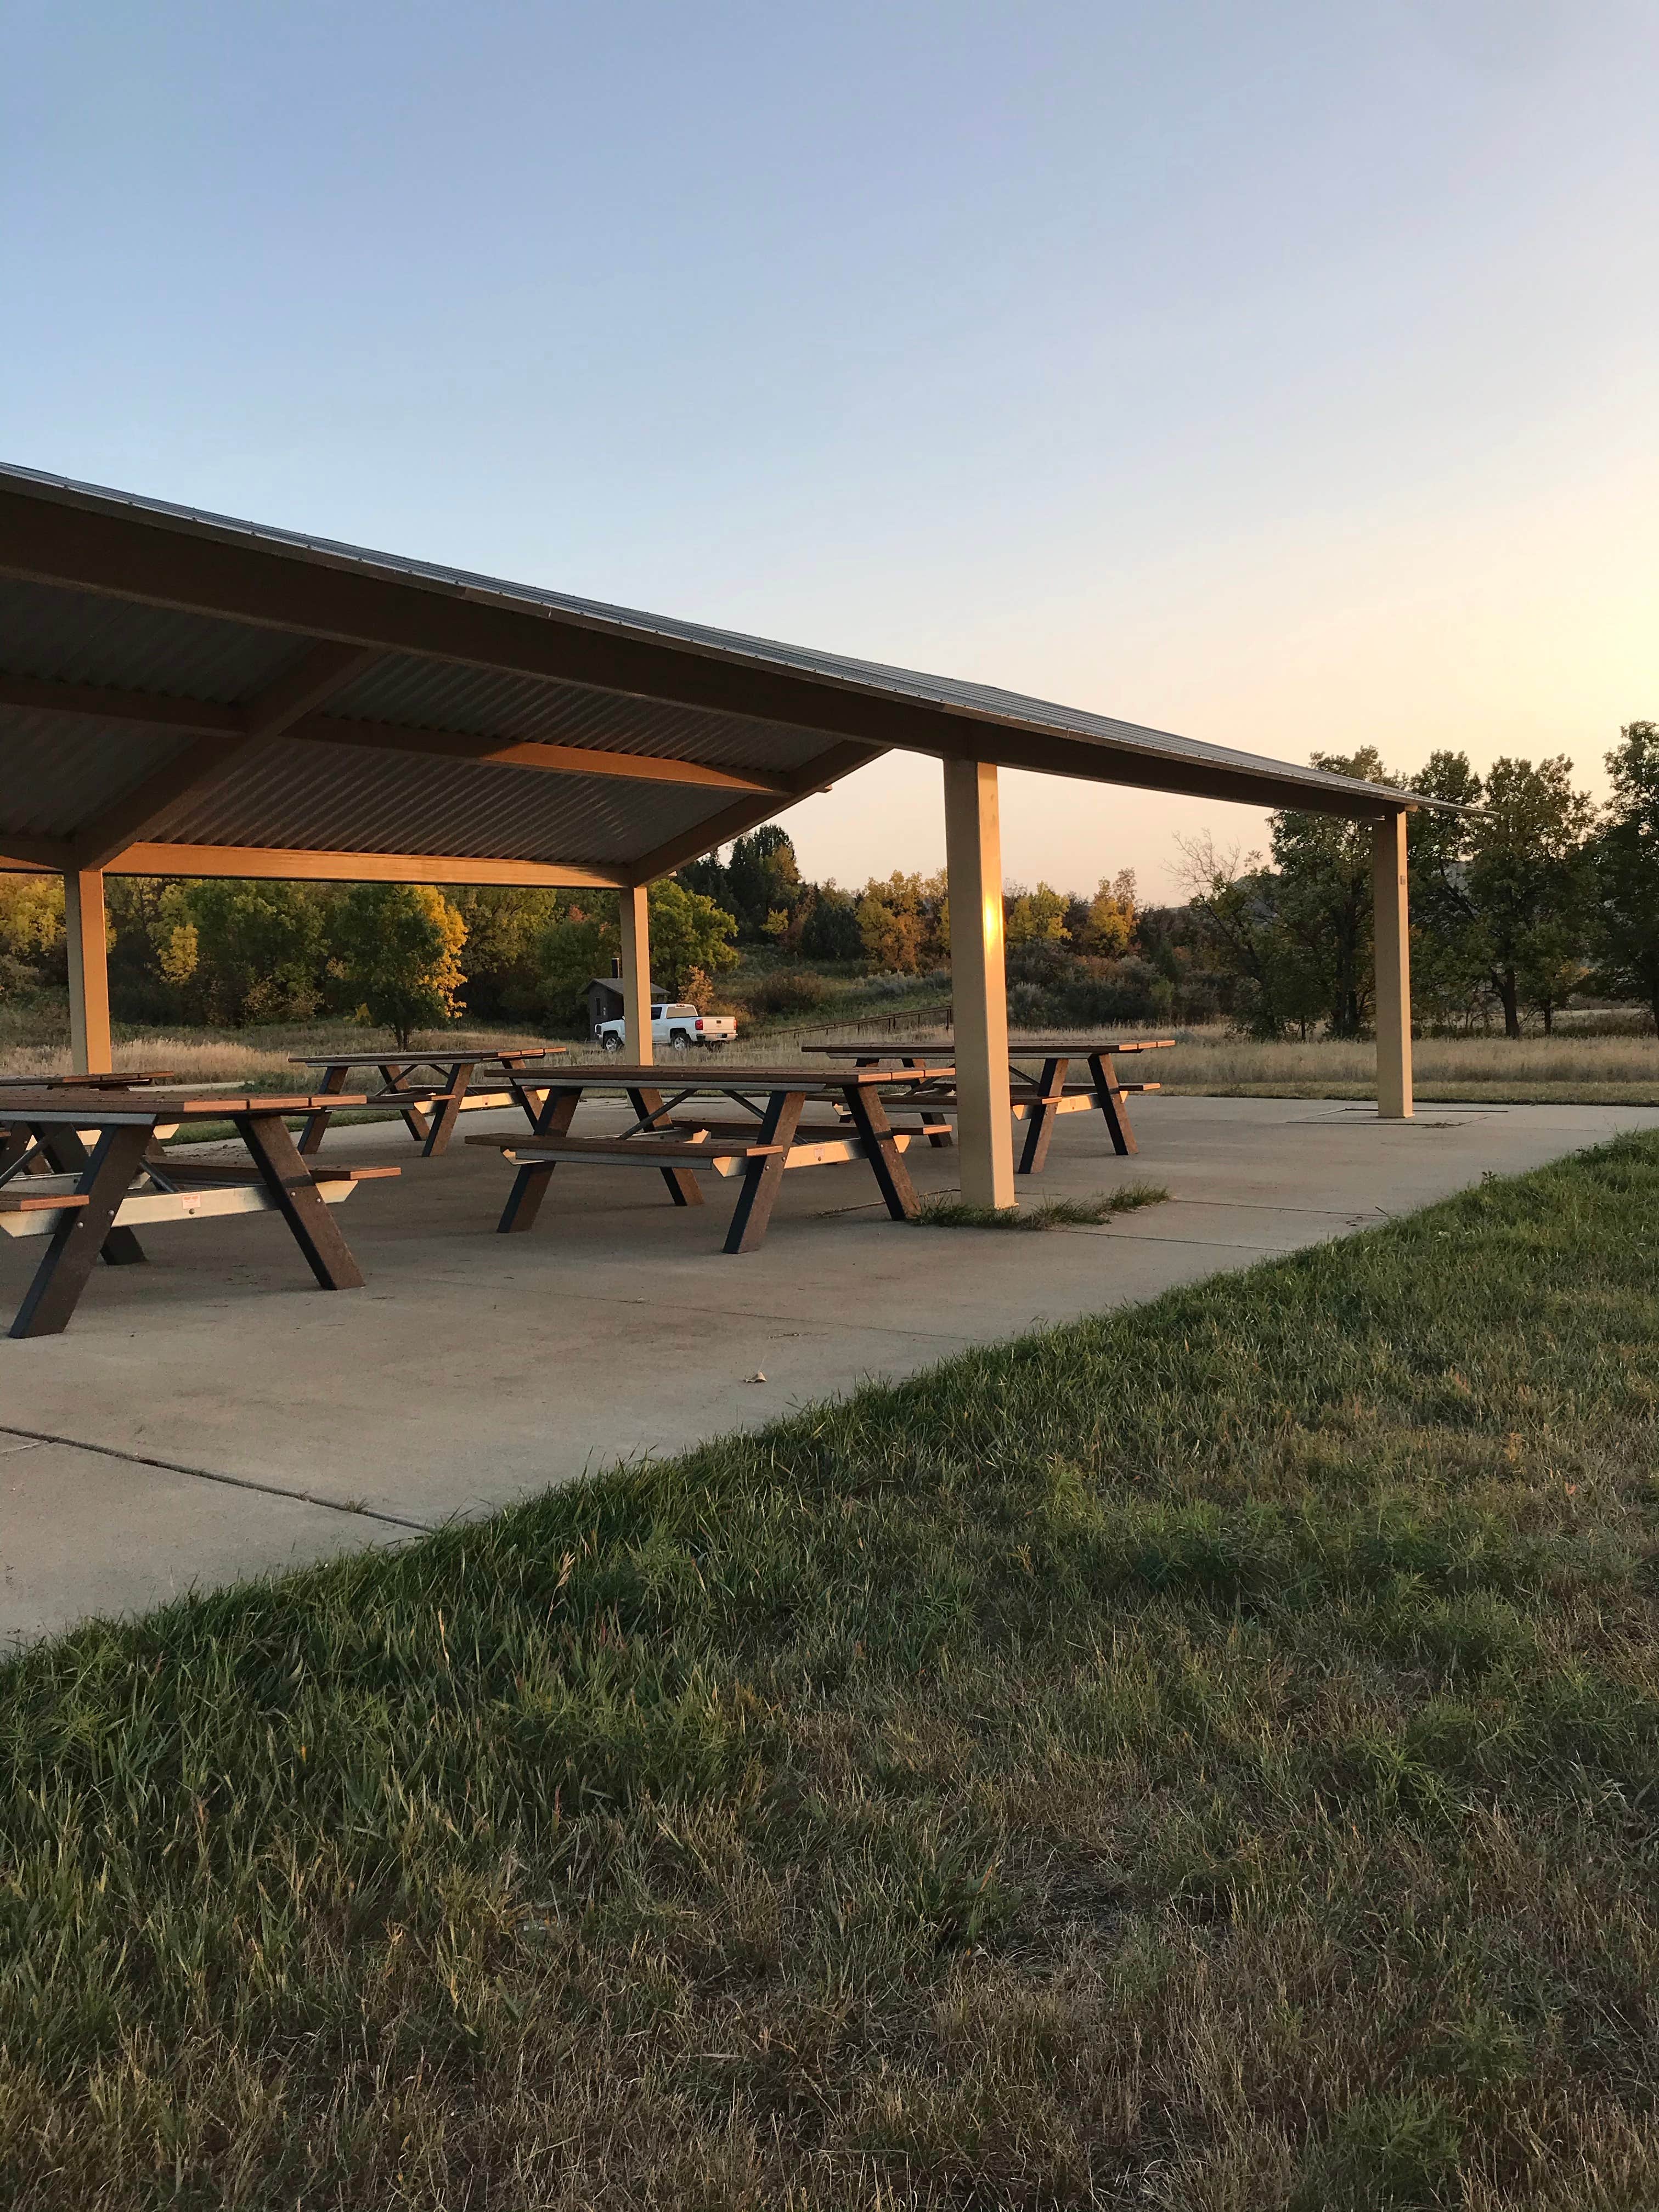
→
(629, 1087, 704, 1208)
(38, 1126, 146, 1263)
(843, 1085, 922, 1221)
(420, 1060, 476, 1158)
(297, 1062, 352, 1155)
(1088, 1052, 1136, 1155)
(1018, 1056, 1069, 1175)
(380, 1063, 436, 1149)
(0, 1126, 34, 1184)
(236, 1111, 365, 1291)
(724, 1092, 805, 1254)
(10, 1124, 154, 1338)
(498, 1090, 579, 1233)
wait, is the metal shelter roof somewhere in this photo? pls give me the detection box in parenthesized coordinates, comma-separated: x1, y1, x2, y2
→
(0, 462, 1429, 887)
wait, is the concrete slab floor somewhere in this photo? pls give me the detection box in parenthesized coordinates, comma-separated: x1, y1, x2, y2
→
(2, 1092, 1654, 1646)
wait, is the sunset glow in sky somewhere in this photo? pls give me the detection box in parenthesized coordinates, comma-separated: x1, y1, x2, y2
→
(5, 2, 1654, 897)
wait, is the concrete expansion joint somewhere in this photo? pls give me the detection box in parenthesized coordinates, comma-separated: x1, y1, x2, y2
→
(0, 1424, 431, 1532)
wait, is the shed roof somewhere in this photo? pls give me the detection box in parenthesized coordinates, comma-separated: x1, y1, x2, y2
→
(0, 462, 1430, 887)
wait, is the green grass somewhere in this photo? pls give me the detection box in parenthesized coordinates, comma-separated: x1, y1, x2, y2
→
(5, 1139, 1659, 2208)
(911, 1184, 1169, 1229)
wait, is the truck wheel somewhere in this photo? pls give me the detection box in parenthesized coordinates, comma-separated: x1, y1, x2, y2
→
(601, 1032, 623, 1052)
(669, 1031, 691, 1052)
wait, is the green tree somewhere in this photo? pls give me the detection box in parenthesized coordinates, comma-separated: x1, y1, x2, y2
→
(0, 874, 65, 1000)
(182, 881, 328, 1025)
(726, 827, 802, 939)
(798, 882, 863, 962)
(537, 904, 614, 1029)
(1179, 838, 1330, 1040)
(1082, 870, 1137, 957)
(1468, 758, 1596, 1038)
(647, 877, 738, 995)
(1267, 748, 1399, 1037)
(332, 884, 467, 1048)
(447, 888, 571, 1020)
(1592, 721, 1659, 1031)
(534, 880, 737, 1028)
(1004, 882, 1071, 947)
(1407, 753, 1491, 1030)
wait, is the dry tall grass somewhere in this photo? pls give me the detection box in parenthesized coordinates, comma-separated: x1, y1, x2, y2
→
(4, 1018, 1657, 1101)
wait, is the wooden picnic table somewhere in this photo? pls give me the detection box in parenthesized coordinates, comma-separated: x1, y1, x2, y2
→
(802, 1036, 1175, 1167)
(0, 1090, 393, 1338)
(289, 1045, 569, 1158)
(465, 1061, 952, 1254)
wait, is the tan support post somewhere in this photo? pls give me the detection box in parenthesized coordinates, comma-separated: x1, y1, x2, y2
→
(64, 867, 113, 1075)
(1372, 811, 1413, 1120)
(619, 883, 653, 1065)
(943, 757, 1015, 1207)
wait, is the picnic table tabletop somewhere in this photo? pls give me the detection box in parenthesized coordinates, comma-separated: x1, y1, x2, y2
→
(289, 1045, 567, 1066)
(0, 1069, 182, 1088)
(801, 1037, 1176, 1057)
(0, 1090, 376, 1338)
(523, 1062, 952, 1090)
(0, 1091, 368, 1122)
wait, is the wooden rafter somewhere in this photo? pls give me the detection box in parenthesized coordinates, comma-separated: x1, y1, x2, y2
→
(0, 672, 820, 796)
(281, 715, 799, 794)
(69, 644, 383, 871)
(108, 844, 625, 888)
(625, 740, 884, 883)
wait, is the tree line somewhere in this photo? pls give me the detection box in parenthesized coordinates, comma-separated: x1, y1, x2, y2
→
(2, 724, 1653, 1043)
(1184, 724, 1659, 1039)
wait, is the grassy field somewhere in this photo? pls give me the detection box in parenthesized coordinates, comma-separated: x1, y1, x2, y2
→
(1147, 1028, 1659, 1107)
(4, 1137, 1659, 2208)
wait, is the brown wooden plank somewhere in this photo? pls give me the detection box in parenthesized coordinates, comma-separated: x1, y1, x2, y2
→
(724, 1092, 805, 1254)
(29, 1121, 147, 1265)
(841, 1081, 922, 1221)
(418, 1063, 476, 1156)
(10, 1124, 154, 1337)
(234, 1111, 366, 1290)
(496, 1087, 580, 1233)
(1018, 1056, 1069, 1176)
(0, 1191, 91, 1214)
(628, 1086, 703, 1208)
(1088, 1051, 1136, 1155)
(486, 1137, 780, 1160)
(297, 1059, 353, 1155)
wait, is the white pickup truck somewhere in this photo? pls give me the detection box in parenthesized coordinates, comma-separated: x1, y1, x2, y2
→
(595, 1002, 736, 1053)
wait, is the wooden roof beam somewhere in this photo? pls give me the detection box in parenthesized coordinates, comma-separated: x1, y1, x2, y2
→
(106, 845, 626, 888)
(282, 715, 801, 794)
(0, 673, 825, 796)
(69, 644, 382, 871)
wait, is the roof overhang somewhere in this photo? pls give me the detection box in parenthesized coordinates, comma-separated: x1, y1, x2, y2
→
(0, 462, 1437, 887)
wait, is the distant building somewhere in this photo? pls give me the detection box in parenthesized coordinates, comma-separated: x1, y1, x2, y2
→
(584, 974, 664, 1036)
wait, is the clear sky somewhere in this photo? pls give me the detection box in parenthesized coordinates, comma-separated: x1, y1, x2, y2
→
(5, 1, 1655, 899)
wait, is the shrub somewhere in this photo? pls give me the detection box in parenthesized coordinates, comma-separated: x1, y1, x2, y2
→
(743, 970, 828, 1020)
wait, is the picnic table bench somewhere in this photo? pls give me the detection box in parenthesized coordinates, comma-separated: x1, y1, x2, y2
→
(802, 1037, 1175, 1167)
(0, 1090, 394, 1338)
(466, 1062, 950, 1253)
(290, 1045, 569, 1157)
